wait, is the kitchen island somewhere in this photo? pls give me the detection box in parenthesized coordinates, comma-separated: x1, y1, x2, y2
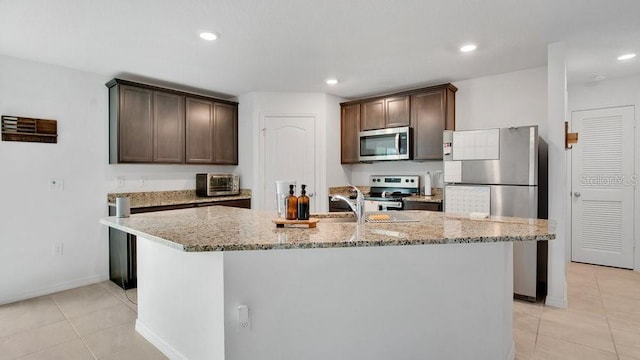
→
(100, 206, 554, 360)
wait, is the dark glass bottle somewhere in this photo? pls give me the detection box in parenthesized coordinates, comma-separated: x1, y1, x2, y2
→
(286, 184, 298, 220)
(297, 184, 310, 220)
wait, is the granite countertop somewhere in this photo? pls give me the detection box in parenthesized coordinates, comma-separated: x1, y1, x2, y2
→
(402, 188, 443, 203)
(100, 206, 555, 252)
(107, 189, 251, 208)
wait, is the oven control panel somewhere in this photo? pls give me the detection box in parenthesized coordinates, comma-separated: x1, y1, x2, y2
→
(369, 175, 420, 189)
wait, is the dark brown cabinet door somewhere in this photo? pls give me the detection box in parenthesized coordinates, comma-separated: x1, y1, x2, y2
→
(361, 99, 385, 130)
(403, 201, 442, 211)
(153, 91, 184, 163)
(185, 97, 214, 163)
(212, 102, 238, 164)
(118, 85, 153, 162)
(108, 79, 239, 165)
(385, 95, 410, 128)
(411, 87, 455, 160)
(341, 103, 360, 164)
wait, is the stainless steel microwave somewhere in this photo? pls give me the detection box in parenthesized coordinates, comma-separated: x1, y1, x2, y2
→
(359, 126, 412, 161)
(196, 173, 240, 197)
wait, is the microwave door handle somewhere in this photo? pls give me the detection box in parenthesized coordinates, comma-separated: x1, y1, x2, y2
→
(395, 133, 400, 155)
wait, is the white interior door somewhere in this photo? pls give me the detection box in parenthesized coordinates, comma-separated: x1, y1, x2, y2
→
(262, 115, 316, 213)
(571, 106, 635, 268)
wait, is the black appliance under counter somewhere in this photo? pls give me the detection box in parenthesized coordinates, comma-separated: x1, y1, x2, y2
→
(106, 190, 252, 290)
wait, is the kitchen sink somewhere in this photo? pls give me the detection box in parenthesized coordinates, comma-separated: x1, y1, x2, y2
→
(314, 212, 419, 224)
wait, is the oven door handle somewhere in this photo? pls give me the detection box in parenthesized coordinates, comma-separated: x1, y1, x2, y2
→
(395, 133, 400, 155)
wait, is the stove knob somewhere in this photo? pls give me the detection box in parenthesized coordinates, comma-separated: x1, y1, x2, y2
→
(410, 179, 415, 182)
(405, 179, 409, 182)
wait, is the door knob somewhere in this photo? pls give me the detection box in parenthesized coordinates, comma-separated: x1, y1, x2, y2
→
(574, 192, 581, 197)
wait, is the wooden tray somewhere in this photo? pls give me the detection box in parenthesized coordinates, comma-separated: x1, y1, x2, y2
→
(273, 218, 319, 228)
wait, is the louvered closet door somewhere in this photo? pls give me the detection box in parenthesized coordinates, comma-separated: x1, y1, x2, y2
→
(572, 106, 635, 268)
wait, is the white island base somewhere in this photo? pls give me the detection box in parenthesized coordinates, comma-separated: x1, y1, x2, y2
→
(135, 236, 515, 360)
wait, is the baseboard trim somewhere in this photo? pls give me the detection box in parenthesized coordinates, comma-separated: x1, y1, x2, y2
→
(507, 340, 515, 360)
(0, 274, 109, 305)
(136, 319, 188, 360)
(545, 295, 568, 308)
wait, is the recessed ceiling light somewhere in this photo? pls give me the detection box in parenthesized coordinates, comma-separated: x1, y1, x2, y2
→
(460, 44, 477, 53)
(594, 75, 606, 81)
(617, 53, 636, 61)
(325, 78, 339, 85)
(199, 32, 219, 41)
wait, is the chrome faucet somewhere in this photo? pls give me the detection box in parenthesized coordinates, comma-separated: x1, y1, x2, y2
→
(330, 185, 365, 224)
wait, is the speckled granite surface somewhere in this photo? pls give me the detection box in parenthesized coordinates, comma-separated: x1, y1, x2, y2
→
(328, 186, 371, 197)
(100, 206, 555, 252)
(107, 189, 251, 208)
(403, 188, 443, 203)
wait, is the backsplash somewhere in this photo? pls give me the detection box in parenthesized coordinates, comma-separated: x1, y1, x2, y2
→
(347, 160, 444, 192)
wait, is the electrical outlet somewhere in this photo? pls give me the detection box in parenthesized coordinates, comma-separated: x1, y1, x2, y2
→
(116, 176, 125, 188)
(53, 242, 64, 256)
(140, 176, 147, 188)
(49, 179, 64, 191)
(238, 305, 250, 331)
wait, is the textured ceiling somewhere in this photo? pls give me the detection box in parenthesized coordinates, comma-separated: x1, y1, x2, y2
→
(1, 0, 639, 99)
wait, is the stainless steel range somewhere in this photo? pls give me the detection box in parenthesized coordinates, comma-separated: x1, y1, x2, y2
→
(365, 175, 420, 211)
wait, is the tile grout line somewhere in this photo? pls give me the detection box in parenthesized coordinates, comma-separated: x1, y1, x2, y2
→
(594, 269, 623, 360)
(98, 281, 138, 310)
(532, 267, 620, 358)
(49, 294, 99, 360)
(4, 296, 80, 360)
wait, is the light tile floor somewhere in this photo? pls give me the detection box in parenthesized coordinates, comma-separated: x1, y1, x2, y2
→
(1, 262, 639, 359)
(0, 281, 166, 360)
(515, 262, 640, 360)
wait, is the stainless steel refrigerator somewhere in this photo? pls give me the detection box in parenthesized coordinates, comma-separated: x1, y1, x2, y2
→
(442, 125, 548, 302)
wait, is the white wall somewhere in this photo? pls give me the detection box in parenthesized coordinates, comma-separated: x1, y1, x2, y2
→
(325, 94, 351, 188)
(239, 92, 348, 212)
(569, 74, 640, 271)
(0, 55, 245, 304)
(545, 43, 569, 308)
(455, 66, 548, 132)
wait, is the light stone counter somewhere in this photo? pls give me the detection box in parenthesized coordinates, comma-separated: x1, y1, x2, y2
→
(101, 206, 554, 360)
(402, 187, 443, 203)
(100, 206, 555, 252)
(106, 189, 251, 208)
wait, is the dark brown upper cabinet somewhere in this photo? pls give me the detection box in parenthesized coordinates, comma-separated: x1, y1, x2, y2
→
(340, 103, 361, 164)
(360, 95, 410, 131)
(107, 79, 238, 165)
(411, 85, 456, 160)
(384, 96, 411, 128)
(153, 91, 185, 163)
(361, 99, 385, 130)
(212, 102, 238, 164)
(185, 99, 238, 164)
(340, 83, 456, 163)
(111, 85, 154, 163)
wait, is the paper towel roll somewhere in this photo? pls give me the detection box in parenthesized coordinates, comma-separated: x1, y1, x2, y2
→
(424, 172, 432, 196)
(115, 197, 130, 218)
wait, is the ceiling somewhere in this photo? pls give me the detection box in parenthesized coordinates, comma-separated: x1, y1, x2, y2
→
(1, 0, 639, 100)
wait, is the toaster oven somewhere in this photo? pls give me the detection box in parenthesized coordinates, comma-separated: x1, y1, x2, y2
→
(196, 174, 240, 197)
